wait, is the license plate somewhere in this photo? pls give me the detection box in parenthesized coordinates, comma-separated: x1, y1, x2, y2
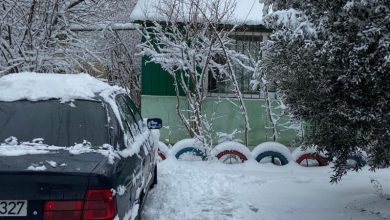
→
(0, 200, 27, 216)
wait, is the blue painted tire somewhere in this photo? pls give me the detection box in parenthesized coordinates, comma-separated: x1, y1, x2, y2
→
(255, 151, 289, 166)
(347, 155, 367, 167)
(175, 147, 206, 160)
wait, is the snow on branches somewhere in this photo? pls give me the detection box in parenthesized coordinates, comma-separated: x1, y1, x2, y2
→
(138, 0, 252, 147)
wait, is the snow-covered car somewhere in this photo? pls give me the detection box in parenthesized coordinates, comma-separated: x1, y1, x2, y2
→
(0, 73, 162, 220)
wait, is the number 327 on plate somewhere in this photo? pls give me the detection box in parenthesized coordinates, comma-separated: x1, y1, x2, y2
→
(0, 200, 27, 217)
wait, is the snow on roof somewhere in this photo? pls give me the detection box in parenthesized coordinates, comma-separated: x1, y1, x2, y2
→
(0, 72, 124, 102)
(129, 0, 264, 25)
(69, 23, 140, 32)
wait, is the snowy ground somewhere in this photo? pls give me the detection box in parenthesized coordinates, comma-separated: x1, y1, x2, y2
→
(142, 159, 390, 220)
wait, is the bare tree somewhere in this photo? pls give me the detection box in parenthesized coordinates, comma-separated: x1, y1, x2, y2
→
(0, 0, 141, 106)
(138, 0, 251, 147)
(104, 30, 141, 108)
(251, 57, 304, 143)
(1, 0, 100, 74)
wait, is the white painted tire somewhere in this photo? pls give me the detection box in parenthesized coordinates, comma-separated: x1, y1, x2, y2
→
(252, 142, 292, 166)
(171, 138, 206, 161)
(211, 141, 252, 164)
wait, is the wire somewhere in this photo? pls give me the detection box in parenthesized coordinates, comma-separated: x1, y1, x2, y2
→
(243, 0, 257, 23)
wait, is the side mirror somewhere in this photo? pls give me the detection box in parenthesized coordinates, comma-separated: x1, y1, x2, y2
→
(147, 118, 162, 129)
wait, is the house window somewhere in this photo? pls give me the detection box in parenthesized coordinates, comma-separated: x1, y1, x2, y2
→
(208, 33, 263, 96)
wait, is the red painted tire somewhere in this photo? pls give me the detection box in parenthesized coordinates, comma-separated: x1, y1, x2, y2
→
(296, 153, 328, 166)
(216, 150, 248, 162)
(158, 150, 167, 160)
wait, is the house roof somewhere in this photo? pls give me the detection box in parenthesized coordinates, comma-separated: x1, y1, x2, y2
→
(129, 0, 264, 25)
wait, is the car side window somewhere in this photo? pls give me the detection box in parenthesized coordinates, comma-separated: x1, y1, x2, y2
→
(115, 95, 140, 136)
(123, 95, 143, 127)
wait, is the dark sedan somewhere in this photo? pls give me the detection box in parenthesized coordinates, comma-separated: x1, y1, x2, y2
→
(0, 77, 161, 220)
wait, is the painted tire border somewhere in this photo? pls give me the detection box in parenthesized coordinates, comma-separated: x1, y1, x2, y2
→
(252, 142, 291, 166)
(255, 151, 289, 165)
(158, 141, 170, 160)
(215, 150, 248, 163)
(158, 150, 167, 160)
(296, 153, 329, 166)
(346, 155, 367, 167)
(211, 141, 252, 164)
(175, 147, 207, 160)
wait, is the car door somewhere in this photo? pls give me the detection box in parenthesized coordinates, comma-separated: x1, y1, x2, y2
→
(115, 95, 145, 216)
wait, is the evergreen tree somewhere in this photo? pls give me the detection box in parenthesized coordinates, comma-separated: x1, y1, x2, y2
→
(257, 0, 390, 181)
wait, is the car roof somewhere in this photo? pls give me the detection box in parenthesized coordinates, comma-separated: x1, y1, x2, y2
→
(0, 72, 126, 102)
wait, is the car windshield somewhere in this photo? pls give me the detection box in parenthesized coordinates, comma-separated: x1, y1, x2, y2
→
(0, 99, 109, 146)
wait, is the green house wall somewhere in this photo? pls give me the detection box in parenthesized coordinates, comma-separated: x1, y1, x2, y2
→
(141, 95, 302, 148)
(142, 56, 177, 96)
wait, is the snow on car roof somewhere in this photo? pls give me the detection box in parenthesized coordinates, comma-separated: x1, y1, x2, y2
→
(129, 0, 264, 25)
(0, 72, 125, 102)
